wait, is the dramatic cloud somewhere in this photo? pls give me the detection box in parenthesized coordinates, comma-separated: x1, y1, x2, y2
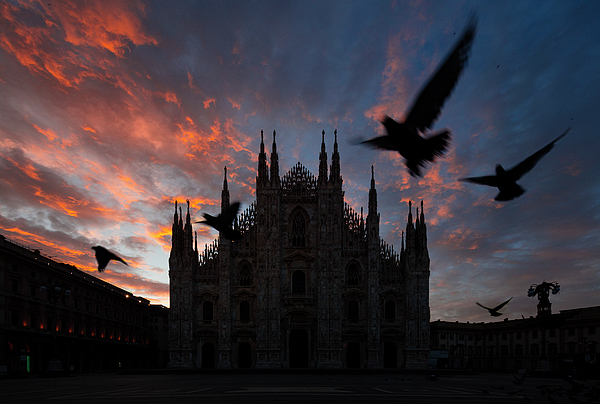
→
(1, 0, 599, 320)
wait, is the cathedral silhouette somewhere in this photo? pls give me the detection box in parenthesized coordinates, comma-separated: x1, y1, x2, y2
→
(168, 130, 430, 369)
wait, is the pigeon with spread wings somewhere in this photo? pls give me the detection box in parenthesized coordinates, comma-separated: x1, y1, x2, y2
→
(195, 202, 243, 241)
(92, 246, 128, 272)
(476, 297, 513, 317)
(459, 128, 570, 201)
(359, 15, 477, 177)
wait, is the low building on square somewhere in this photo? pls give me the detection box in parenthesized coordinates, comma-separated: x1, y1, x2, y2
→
(430, 306, 599, 373)
(0, 234, 167, 375)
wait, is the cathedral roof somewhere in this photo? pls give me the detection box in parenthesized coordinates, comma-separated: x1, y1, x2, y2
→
(281, 162, 317, 200)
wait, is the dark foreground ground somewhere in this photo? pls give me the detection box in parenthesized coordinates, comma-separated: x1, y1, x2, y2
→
(1, 372, 598, 404)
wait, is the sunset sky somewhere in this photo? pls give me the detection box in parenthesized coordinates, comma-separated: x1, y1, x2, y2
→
(1, 0, 599, 323)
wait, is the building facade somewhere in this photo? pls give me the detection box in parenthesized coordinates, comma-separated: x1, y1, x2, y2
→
(430, 306, 600, 373)
(0, 234, 165, 376)
(168, 130, 431, 369)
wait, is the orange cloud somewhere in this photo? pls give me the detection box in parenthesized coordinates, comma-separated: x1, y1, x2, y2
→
(0, 0, 157, 92)
(4, 155, 42, 181)
(156, 90, 181, 106)
(203, 98, 216, 109)
(32, 186, 87, 217)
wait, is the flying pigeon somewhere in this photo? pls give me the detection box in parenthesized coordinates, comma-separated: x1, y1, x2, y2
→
(195, 202, 242, 241)
(476, 297, 513, 317)
(459, 128, 570, 201)
(358, 15, 477, 177)
(91, 246, 128, 272)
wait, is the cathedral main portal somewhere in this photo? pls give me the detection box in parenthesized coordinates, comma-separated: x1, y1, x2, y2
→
(288, 329, 309, 368)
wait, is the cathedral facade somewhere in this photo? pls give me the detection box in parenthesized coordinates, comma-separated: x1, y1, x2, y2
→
(168, 130, 430, 369)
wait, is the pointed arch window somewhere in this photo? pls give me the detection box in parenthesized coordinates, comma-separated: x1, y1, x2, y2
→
(203, 301, 213, 323)
(384, 300, 395, 320)
(239, 262, 252, 287)
(348, 300, 359, 322)
(291, 213, 306, 247)
(292, 270, 306, 294)
(346, 263, 361, 286)
(240, 301, 250, 323)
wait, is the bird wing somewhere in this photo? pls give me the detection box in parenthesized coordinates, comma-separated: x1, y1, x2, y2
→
(476, 302, 490, 310)
(492, 296, 513, 312)
(458, 175, 499, 188)
(507, 128, 570, 181)
(404, 15, 477, 132)
(221, 202, 241, 225)
(359, 135, 396, 151)
(108, 250, 128, 266)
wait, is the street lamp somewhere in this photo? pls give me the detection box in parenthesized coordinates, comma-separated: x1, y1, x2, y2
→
(40, 285, 71, 373)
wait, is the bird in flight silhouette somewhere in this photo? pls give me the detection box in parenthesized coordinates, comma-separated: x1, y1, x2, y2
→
(476, 297, 512, 317)
(358, 15, 477, 177)
(459, 128, 570, 201)
(92, 246, 128, 272)
(195, 202, 243, 241)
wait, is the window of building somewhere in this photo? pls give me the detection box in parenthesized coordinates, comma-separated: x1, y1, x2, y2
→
(240, 301, 250, 323)
(440, 333, 446, 340)
(515, 345, 524, 357)
(348, 301, 359, 322)
(566, 342, 576, 354)
(292, 270, 306, 294)
(532, 330, 538, 339)
(291, 213, 306, 247)
(549, 329, 556, 338)
(384, 301, 395, 320)
(568, 328, 575, 336)
(500, 345, 508, 357)
(459, 333, 464, 341)
(468, 334, 473, 341)
(29, 313, 39, 329)
(589, 326, 596, 336)
(346, 263, 361, 286)
(30, 285, 36, 298)
(516, 331, 522, 339)
(239, 263, 252, 287)
(502, 333, 507, 341)
(530, 344, 540, 356)
(548, 344, 558, 355)
(488, 334, 493, 342)
(203, 301, 214, 323)
(449, 333, 454, 340)
(11, 280, 19, 293)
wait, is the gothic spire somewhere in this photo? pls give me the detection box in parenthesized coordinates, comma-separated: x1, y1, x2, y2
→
(368, 165, 377, 216)
(257, 129, 269, 186)
(270, 130, 280, 187)
(318, 129, 328, 185)
(221, 166, 230, 212)
(330, 129, 341, 185)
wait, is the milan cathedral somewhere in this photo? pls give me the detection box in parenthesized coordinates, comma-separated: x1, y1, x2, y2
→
(168, 130, 430, 369)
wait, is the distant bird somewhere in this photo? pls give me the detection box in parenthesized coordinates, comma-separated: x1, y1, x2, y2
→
(476, 297, 513, 317)
(358, 15, 477, 177)
(459, 128, 570, 201)
(91, 246, 128, 272)
(194, 202, 242, 241)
